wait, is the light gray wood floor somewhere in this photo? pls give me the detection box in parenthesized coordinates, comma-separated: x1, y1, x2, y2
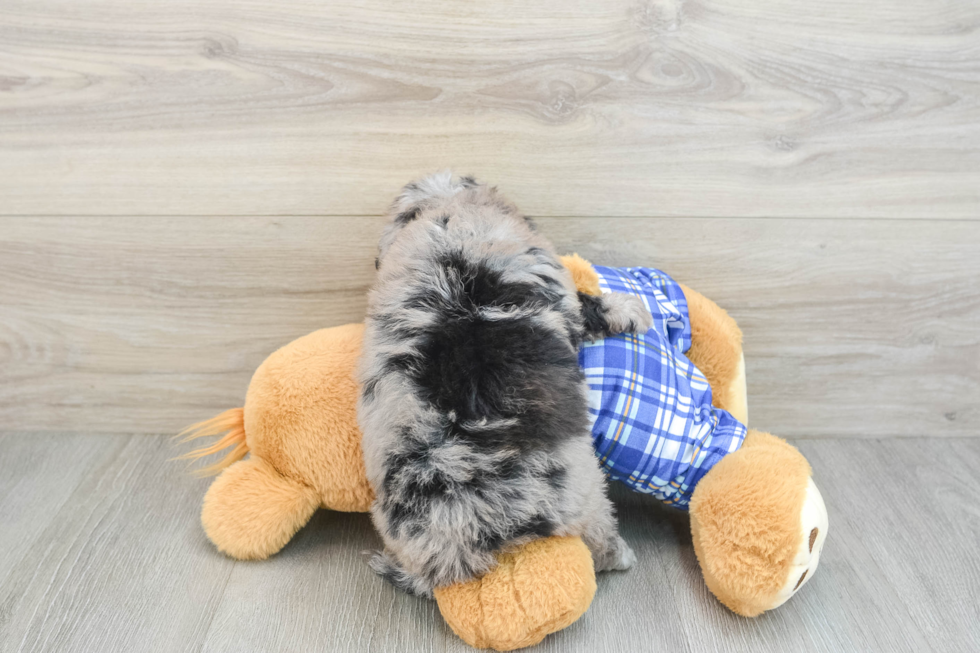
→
(1, 433, 977, 653)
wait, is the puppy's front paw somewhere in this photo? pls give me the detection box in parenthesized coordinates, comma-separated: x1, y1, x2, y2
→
(602, 293, 654, 336)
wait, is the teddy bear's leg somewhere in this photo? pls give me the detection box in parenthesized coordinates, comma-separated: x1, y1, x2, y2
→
(678, 283, 748, 425)
(689, 430, 829, 617)
(434, 536, 597, 652)
(201, 456, 320, 561)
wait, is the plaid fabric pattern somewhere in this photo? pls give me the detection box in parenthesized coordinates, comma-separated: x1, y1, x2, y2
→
(579, 266, 747, 510)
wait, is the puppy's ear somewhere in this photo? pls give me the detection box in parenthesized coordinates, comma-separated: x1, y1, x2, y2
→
(394, 205, 421, 225)
(560, 254, 601, 296)
(390, 171, 465, 220)
(378, 172, 470, 266)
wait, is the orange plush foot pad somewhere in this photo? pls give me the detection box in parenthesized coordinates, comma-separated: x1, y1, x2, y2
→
(201, 457, 320, 561)
(434, 536, 597, 651)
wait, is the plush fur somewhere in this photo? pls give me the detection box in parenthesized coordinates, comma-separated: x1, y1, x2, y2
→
(177, 258, 625, 650)
(679, 283, 747, 424)
(358, 173, 650, 597)
(181, 255, 818, 649)
(182, 323, 377, 557)
(560, 253, 602, 297)
(201, 456, 320, 560)
(689, 430, 811, 616)
(176, 407, 249, 476)
(245, 323, 374, 512)
(434, 536, 597, 651)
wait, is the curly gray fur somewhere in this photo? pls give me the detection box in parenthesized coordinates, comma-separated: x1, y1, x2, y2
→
(357, 172, 650, 597)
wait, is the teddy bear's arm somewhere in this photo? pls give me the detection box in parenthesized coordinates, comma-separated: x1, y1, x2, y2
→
(558, 254, 747, 425)
(678, 283, 748, 425)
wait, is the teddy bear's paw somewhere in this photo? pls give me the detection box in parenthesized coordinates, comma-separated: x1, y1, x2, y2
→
(434, 536, 596, 651)
(769, 477, 829, 609)
(201, 457, 320, 560)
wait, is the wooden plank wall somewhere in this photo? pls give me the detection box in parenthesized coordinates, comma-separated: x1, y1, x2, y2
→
(1, 0, 978, 437)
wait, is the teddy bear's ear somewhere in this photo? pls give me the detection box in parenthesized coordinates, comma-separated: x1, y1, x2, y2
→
(560, 253, 601, 296)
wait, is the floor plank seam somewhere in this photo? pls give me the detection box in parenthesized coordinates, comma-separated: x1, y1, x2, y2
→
(195, 561, 239, 653)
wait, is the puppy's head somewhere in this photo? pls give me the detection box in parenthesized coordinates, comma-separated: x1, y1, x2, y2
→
(376, 172, 529, 270)
(375, 172, 472, 268)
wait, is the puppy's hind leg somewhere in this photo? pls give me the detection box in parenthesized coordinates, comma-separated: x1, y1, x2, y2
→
(578, 292, 653, 341)
(368, 550, 436, 599)
(578, 494, 637, 572)
(561, 455, 636, 572)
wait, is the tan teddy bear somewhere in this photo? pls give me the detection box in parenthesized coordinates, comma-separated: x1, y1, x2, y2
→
(180, 255, 827, 650)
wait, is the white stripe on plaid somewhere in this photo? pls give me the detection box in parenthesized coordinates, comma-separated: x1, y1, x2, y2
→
(579, 266, 747, 510)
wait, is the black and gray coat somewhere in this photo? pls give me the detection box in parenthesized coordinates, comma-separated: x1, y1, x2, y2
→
(357, 172, 651, 597)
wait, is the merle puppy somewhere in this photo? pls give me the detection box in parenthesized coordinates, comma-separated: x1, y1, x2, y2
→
(358, 172, 652, 597)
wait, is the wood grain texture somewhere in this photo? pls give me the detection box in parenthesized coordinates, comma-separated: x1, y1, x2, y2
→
(1, 435, 977, 652)
(1, 0, 978, 217)
(799, 438, 980, 651)
(548, 218, 980, 438)
(2, 216, 977, 437)
(199, 511, 449, 653)
(0, 216, 382, 435)
(0, 433, 126, 581)
(0, 435, 235, 653)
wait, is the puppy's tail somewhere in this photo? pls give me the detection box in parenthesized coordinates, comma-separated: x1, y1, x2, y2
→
(173, 407, 248, 477)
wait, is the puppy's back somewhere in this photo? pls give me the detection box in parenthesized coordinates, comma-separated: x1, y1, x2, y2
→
(358, 183, 594, 594)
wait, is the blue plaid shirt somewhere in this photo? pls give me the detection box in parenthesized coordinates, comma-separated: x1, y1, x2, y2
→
(579, 266, 747, 510)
